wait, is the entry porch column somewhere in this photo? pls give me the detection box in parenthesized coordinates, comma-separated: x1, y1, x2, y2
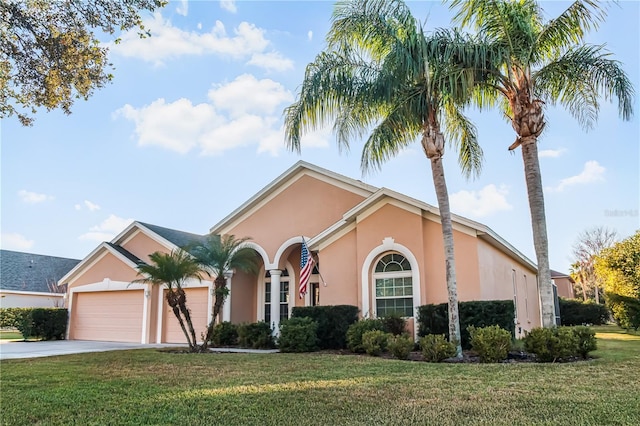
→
(222, 270, 234, 323)
(269, 269, 282, 336)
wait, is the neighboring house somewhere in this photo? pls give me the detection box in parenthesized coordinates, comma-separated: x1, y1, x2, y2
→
(61, 161, 541, 344)
(0, 250, 80, 308)
(551, 270, 575, 299)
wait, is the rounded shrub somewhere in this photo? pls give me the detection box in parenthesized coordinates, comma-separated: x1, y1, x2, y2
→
(524, 327, 579, 362)
(210, 321, 239, 347)
(237, 322, 275, 349)
(387, 334, 414, 360)
(346, 319, 385, 353)
(278, 317, 319, 353)
(468, 325, 512, 363)
(362, 330, 390, 356)
(572, 326, 597, 359)
(381, 314, 407, 336)
(419, 334, 456, 362)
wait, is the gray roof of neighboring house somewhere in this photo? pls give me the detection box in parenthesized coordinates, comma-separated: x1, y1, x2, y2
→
(0, 250, 80, 293)
(137, 222, 209, 250)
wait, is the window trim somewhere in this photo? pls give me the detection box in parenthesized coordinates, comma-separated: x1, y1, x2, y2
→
(361, 237, 420, 319)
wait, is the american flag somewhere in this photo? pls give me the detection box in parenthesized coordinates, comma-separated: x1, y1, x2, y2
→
(299, 238, 314, 299)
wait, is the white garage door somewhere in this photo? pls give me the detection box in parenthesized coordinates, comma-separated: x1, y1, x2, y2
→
(162, 288, 209, 344)
(71, 290, 144, 343)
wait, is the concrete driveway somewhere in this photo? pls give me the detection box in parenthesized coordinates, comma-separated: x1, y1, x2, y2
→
(0, 340, 181, 360)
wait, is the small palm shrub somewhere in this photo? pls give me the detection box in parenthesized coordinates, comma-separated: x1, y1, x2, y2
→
(362, 330, 390, 356)
(419, 334, 456, 362)
(346, 319, 385, 353)
(572, 326, 597, 359)
(210, 321, 238, 346)
(468, 325, 512, 363)
(237, 322, 275, 349)
(387, 334, 414, 360)
(278, 317, 319, 353)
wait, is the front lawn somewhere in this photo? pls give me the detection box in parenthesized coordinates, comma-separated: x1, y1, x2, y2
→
(1, 325, 639, 425)
(0, 329, 23, 340)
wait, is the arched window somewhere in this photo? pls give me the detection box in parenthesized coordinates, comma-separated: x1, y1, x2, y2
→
(373, 253, 413, 317)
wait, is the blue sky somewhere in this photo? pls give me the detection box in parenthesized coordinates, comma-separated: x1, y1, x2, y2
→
(1, 0, 638, 274)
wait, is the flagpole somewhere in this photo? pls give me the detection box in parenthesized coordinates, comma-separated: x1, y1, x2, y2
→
(311, 252, 328, 287)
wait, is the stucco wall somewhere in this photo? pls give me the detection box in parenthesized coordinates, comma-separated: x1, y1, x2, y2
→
(477, 239, 540, 335)
(68, 252, 138, 289)
(231, 269, 257, 323)
(554, 277, 574, 299)
(316, 228, 359, 307)
(227, 174, 366, 260)
(121, 231, 170, 263)
(0, 291, 64, 308)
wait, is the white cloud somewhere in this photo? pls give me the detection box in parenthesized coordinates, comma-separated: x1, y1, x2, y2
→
(450, 184, 513, 217)
(79, 215, 134, 242)
(308, 30, 313, 41)
(75, 200, 101, 212)
(115, 99, 223, 154)
(110, 13, 289, 71)
(539, 148, 567, 158)
(247, 51, 294, 72)
(117, 75, 296, 156)
(207, 74, 293, 117)
(220, 0, 237, 13)
(18, 190, 53, 204)
(1, 233, 35, 251)
(546, 160, 605, 192)
(176, 0, 188, 16)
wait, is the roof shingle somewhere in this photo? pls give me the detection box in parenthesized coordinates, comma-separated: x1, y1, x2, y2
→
(0, 250, 80, 293)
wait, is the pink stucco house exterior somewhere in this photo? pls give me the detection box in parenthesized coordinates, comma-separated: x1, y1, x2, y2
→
(60, 161, 541, 343)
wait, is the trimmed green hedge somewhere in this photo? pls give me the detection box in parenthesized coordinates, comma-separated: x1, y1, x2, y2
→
(237, 322, 275, 349)
(417, 300, 515, 349)
(558, 298, 609, 326)
(291, 305, 359, 349)
(278, 317, 319, 353)
(0, 308, 67, 340)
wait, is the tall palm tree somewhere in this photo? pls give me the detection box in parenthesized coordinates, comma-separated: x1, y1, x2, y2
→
(190, 234, 258, 346)
(284, 0, 484, 357)
(135, 249, 202, 351)
(447, 0, 634, 326)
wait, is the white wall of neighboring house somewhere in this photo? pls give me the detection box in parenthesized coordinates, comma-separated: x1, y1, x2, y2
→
(0, 290, 65, 308)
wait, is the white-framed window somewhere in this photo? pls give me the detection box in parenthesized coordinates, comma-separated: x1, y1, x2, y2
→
(373, 253, 413, 317)
(264, 269, 290, 324)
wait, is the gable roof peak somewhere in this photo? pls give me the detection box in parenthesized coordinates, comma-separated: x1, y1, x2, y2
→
(209, 161, 378, 234)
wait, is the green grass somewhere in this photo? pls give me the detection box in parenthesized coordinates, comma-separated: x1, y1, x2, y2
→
(1, 325, 639, 425)
(0, 330, 23, 340)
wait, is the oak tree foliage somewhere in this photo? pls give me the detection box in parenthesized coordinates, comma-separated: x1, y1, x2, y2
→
(0, 0, 166, 125)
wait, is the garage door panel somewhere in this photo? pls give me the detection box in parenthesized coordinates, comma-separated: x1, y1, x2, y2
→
(162, 288, 209, 343)
(72, 290, 144, 343)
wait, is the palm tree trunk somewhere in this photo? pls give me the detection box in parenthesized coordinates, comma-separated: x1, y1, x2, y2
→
(175, 288, 198, 349)
(430, 155, 463, 358)
(520, 137, 555, 327)
(204, 275, 228, 344)
(423, 117, 462, 358)
(166, 291, 195, 350)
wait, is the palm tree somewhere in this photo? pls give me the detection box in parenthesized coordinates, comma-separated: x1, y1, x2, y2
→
(447, 0, 634, 326)
(284, 0, 484, 357)
(135, 249, 202, 351)
(190, 234, 258, 346)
